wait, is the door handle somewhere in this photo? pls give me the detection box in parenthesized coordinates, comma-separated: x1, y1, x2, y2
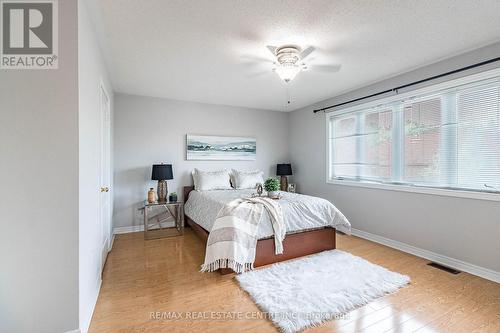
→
(100, 187, 110, 192)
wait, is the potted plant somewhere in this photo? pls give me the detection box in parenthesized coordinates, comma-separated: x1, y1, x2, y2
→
(169, 192, 178, 202)
(264, 178, 280, 198)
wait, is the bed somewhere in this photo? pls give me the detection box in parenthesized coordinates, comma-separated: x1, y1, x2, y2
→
(183, 186, 350, 274)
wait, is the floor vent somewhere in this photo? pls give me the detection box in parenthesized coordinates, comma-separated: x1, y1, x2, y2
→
(427, 262, 461, 275)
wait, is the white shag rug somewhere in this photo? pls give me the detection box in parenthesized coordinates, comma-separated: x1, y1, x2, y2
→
(236, 250, 410, 333)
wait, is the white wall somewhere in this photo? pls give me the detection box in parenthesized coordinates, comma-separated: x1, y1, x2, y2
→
(78, 0, 114, 332)
(289, 42, 500, 275)
(113, 93, 289, 229)
(0, 1, 80, 332)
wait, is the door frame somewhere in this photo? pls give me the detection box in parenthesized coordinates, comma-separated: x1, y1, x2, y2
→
(98, 79, 112, 272)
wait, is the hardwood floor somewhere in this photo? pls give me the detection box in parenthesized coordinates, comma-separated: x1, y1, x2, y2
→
(89, 230, 500, 333)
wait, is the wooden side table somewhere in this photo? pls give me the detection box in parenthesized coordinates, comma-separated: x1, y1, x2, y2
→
(140, 201, 184, 240)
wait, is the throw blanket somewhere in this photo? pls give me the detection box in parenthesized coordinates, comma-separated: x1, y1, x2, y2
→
(201, 197, 284, 273)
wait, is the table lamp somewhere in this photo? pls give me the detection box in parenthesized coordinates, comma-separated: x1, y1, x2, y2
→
(276, 163, 292, 191)
(151, 164, 173, 202)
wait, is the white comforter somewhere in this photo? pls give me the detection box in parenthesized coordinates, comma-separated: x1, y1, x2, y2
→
(184, 189, 351, 239)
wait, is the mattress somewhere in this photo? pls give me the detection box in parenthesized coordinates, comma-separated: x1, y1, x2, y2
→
(184, 189, 350, 239)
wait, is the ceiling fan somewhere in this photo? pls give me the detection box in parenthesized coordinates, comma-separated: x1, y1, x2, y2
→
(245, 44, 341, 83)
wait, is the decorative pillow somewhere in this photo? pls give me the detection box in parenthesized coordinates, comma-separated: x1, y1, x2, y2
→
(192, 169, 232, 191)
(231, 169, 264, 189)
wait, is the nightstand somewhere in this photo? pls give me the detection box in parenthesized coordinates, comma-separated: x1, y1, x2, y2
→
(140, 201, 184, 240)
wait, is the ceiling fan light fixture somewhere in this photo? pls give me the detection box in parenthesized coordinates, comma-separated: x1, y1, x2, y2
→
(275, 63, 301, 83)
(261, 44, 337, 83)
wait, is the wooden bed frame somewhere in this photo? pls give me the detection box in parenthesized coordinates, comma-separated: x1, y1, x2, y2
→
(183, 186, 336, 274)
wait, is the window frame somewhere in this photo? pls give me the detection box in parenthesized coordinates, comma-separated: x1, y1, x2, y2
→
(325, 67, 500, 202)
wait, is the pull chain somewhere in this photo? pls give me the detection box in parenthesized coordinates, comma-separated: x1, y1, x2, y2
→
(285, 85, 291, 111)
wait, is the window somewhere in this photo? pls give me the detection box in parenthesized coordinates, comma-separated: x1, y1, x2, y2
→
(457, 84, 500, 190)
(403, 97, 442, 184)
(327, 70, 500, 197)
(330, 108, 392, 181)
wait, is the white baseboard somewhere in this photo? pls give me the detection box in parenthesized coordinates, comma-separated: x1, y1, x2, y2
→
(351, 228, 500, 283)
(65, 329, 81, 333)
(80, 278, 102, 333)
(110, 234, 115, 250)
(113, 225, 144, 234)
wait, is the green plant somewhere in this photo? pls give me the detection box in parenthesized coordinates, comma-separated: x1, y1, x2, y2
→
(264, 178, 280, 192)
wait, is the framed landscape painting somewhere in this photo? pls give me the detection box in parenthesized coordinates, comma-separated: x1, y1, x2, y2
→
(186, 134, 256, 160)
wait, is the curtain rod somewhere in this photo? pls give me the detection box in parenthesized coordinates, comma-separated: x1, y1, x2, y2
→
(313, 56, 500, 114)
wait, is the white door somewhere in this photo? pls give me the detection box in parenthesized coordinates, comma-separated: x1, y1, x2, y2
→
(99, 83, 111, 273)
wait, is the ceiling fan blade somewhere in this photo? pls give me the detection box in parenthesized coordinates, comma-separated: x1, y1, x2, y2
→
(310, 64, 342, 73)
(299, 46, 315, 60)
(266, 45, 277, 56)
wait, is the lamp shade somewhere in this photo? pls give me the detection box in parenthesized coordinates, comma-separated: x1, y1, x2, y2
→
(151, 164, 173, 180)
(276, 163, 292, 176)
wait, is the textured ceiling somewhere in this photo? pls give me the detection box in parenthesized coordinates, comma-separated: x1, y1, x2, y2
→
(87, 0, 500, 111)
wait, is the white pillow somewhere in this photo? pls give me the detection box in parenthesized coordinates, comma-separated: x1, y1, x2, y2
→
(231, 169, 264, 189)
(192, 169, 232, 191)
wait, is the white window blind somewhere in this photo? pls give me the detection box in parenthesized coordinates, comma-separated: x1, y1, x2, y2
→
(328, 75, 500, 194)
(330, 108, 392, 182)
(457, 84, 500, 190)
(330, 115, 357, 179)
(403, 97, 442, 184)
